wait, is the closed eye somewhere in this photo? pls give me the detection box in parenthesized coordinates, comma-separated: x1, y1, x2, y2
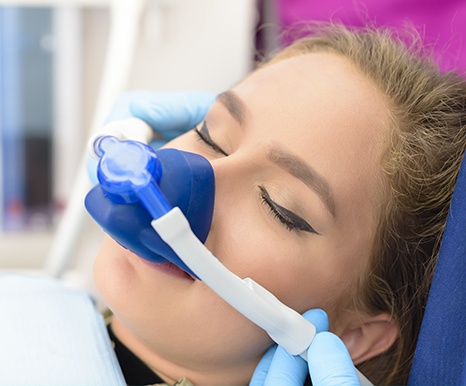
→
(260, 186, 318, 234)
(194, 121, 229, 156)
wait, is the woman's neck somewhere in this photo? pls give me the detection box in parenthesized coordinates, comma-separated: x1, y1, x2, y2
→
(110, 317, 258, 385)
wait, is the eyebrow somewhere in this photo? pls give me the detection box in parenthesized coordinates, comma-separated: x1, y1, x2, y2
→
(268, 146, 337, 218)
(217, 91, 248, 125)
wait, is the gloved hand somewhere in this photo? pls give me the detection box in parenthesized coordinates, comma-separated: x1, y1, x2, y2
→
(88, 90, 216, 183)
(125, 90, 216, 147)
(250, 309, 361, 386)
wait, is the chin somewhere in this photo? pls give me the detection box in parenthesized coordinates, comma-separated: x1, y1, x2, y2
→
(93, 237, 141, 309)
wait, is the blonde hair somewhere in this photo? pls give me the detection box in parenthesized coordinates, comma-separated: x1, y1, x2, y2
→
(266, 23, 466, 384)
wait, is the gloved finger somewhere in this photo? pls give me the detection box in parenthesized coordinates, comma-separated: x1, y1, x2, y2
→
(302, 308, 329, 333)
(261, 309, 330, 386)
(249, 345, 278, 386)
(130, 91, 216, 132)
(307, 332, 360, 386)
(263, 346, 308, 386)
(104, 91, 156, 123)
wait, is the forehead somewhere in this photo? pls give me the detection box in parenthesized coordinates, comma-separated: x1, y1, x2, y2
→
(233, 52, 386, 127)
(231, 52, 390, 223)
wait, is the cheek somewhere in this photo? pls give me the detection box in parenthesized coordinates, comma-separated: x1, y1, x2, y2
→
(205, 199, 347, 317)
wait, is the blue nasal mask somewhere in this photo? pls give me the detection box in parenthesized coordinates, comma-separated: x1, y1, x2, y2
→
(85, 136, 214, 277)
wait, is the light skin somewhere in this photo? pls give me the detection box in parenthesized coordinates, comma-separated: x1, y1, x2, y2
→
(94, 52, 399, 385)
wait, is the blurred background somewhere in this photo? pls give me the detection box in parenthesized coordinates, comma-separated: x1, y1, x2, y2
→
(0, 0, 262, 287)
(0, 0, 464, 290)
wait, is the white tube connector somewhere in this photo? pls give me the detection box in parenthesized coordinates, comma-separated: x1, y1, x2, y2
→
(88, 117, 154, 160)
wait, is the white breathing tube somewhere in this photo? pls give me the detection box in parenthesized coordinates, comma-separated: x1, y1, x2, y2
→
(151, 209, 372, 386)
(151, 208, 316, 357)
(90, 119, 373, 386)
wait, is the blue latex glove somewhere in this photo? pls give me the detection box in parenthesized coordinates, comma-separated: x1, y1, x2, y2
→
(128, 90, 216, 148)
(88, 90, 216, 183)
(250, 309, 361, 386)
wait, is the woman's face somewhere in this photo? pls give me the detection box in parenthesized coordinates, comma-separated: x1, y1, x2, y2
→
(94, 52, 390, 384)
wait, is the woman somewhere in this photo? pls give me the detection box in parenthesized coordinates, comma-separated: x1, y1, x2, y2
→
(92, 23, 466, 385)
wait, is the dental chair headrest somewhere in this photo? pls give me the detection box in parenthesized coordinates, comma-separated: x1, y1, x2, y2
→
(408, 152, 466, 385)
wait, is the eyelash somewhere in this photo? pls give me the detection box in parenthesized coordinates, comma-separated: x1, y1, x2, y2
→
(194, 122, 228, 156)
(194, 123, 317, 235)
(260, 186, 317, 234)
(261, 195, 299, 232)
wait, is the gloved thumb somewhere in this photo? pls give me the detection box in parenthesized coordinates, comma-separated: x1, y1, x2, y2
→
(249, 309, 329, 386)
(307, 332, 361, 386)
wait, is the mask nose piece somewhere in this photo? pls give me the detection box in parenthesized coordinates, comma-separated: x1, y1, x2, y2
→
(154, 148, 215, 244)
(85, 141, 215, 277)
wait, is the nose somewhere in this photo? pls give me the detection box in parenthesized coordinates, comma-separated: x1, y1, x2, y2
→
(209, 153, 252, 193)
(201, 153, 253, 247)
